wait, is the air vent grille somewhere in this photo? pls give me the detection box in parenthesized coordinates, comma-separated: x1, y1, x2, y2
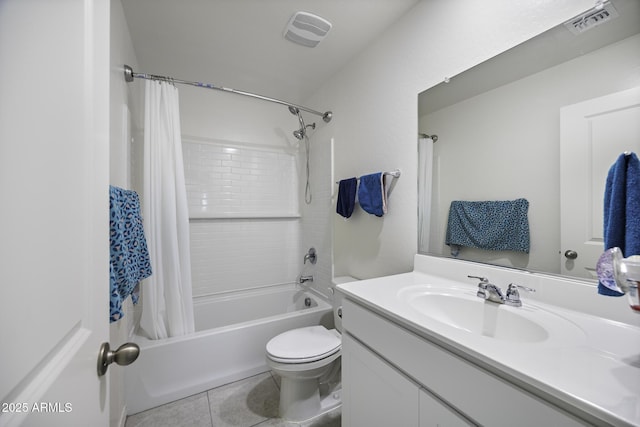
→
(284, 12, 332, 48)
(565, 2, 619, 35)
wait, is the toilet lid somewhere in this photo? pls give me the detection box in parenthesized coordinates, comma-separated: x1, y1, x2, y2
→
(266, 326, 341, 363)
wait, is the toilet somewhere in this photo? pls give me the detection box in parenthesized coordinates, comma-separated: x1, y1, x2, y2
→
(265, 276, 355, 422)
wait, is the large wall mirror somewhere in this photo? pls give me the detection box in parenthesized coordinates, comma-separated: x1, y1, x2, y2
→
(418, 0, 640, 280)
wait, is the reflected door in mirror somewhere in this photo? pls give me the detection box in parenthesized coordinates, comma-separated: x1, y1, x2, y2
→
(560, 86, 640, 279)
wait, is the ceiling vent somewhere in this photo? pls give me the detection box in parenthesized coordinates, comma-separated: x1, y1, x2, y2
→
(564, 1, 619, 35)
(284, 11, 332, 48)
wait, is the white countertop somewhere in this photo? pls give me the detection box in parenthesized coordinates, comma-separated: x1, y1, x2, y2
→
(337, 264, 640, 426)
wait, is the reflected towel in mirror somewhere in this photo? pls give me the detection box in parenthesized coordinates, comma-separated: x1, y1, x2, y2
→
(601, 152, 640, 296)
(445, 198, 530, 256)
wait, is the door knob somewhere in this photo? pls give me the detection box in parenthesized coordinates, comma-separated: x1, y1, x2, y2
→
(564, 250, 578, 260)
(97, 342, 140, 377)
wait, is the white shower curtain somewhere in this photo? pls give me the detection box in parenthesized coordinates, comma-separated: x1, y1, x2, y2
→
(418, 137, 434, 253)
(140, 79, 195, 339)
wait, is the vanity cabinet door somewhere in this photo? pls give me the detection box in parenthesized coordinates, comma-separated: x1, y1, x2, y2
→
(342, 298, 588, 426)
(419, 388, 475, 427)
(342, 332, 420, 427)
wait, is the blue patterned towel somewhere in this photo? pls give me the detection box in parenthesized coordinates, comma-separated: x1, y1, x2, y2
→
(445, 198, 530, 256)
(109, 186, 152, 322)
(337, 177, 357, 218)
(358, 173, 386, 217)
(600, 152, 640, 296)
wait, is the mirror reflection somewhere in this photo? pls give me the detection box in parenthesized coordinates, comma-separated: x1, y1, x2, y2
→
(418, 0, 640, 280)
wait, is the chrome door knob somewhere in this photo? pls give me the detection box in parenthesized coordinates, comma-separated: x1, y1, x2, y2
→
(564, 250, 578, 260)
(97, 342, 140, 377)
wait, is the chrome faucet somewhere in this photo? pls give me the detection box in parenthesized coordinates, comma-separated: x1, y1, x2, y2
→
(303, 247, 317, 265)
(484, 284, 506, 304)
(467, 276, 535, 307)
(299, 275, 314, 284)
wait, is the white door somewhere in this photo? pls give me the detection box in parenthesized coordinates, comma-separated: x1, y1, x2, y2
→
(0, 1, 110, 426)
(560, 87, 640, 279)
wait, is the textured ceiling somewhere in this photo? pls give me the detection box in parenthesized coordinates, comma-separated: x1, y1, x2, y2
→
(121, 0, 420, 105)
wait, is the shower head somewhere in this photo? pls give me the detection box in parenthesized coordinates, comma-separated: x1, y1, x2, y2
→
(289, 105, 314, 140)
(293, 123, 316, 140)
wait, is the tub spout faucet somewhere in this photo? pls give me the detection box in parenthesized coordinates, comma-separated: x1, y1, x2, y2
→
(299, 275, 314, 284)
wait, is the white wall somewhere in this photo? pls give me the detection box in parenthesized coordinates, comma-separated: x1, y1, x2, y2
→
(421, 34, 640, 274)
(109, 1, 141, 425)
(305, 0, 594, 279)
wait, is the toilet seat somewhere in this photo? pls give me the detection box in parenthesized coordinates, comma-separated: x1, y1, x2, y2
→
(266, 326, 341, 364)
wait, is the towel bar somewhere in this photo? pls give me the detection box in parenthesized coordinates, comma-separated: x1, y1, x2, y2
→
(335, 169, 401, 184)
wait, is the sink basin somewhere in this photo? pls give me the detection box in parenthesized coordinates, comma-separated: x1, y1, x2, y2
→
(405, 291, 549, 342)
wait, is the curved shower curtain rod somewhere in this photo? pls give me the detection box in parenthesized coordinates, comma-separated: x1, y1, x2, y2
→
(124, 65, 333, 123)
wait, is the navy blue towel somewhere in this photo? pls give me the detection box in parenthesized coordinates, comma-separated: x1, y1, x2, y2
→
(445, 198, 530, 256)
(358, 173, 385, 217)
(337, 177, 357, 218)
(600, 152, 640, 296)
(109, 186, 152, 322)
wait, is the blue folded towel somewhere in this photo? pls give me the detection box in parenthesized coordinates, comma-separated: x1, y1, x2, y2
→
(445, 198, 530, 256)
(358, 173, 386, 217)
(109, 186, 152, 322)
(337, 177, 357, 218)
(600, 152, 640, 296)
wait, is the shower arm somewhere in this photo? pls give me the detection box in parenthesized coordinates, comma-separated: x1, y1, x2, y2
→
(124, 65, 332, 123)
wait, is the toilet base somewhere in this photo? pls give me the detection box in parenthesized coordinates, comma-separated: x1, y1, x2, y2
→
(279, 376, 341, 422)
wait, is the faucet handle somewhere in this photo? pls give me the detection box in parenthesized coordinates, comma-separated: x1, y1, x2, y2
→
(513, 284, 535, 293)
(505, 284, 521, 307)
(505, 283, 535, 307)
(468, 275, 488, 293)
(303, 247, 317, 265)
(468, 275, 489, 298)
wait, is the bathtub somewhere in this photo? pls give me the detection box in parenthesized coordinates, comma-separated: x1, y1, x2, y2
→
(125, 284, 333, 414)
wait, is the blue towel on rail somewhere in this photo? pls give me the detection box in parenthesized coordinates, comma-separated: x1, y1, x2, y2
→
(337, 177, 357, 218)
(109, 186, 152, 322)
(358, 173, 386, 217)
(445, 198, 530, 256)
(600, 152, 640, 296)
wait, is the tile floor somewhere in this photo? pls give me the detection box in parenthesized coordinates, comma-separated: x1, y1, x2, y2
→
(125, 372, 341, 427)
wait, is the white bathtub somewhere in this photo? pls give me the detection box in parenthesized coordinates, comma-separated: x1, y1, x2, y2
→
(125, 284, 333, 414)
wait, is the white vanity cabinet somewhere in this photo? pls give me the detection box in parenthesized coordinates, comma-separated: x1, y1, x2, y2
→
(342, 333, 419, 427)
(419, 388, 473, 427)
(341, 298, 588, 427)
(343, 331, 472, 427)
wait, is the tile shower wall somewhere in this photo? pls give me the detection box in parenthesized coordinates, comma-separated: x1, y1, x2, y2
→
(183, 138, 301, 297)
(183, 139, 299, 218)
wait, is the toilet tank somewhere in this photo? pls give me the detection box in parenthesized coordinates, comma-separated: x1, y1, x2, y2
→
(331, 276, 358, 333)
